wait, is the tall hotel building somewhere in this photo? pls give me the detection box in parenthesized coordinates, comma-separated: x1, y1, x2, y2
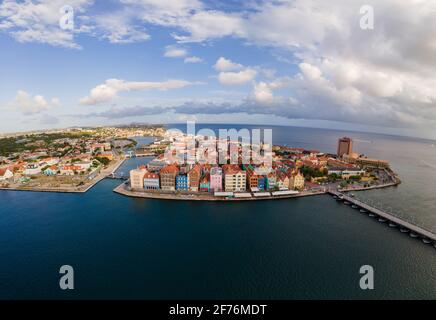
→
(337, 137, 353, 158)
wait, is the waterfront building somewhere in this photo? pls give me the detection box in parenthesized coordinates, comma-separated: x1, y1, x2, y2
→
(130, 167, 147, 189)
(246, 167, 259, 191)
(176, 174, 189, 190)
(160, 164, 179, 191)
(337, 137, 353, 158)
(199, 173, 211, 192)
(223, 164, 246, 192)
(188, 164, 201, 191)
(355, 157, 390, 168)
(266, 172, 277, 190)
(276, 171, 290, 190)
(257, 176, 266, 190)
(289, 170, 305, 190)
(43, 166, 58, 176)
(23, 163, 41, 175)
(0, 167, 14, 181)
(210, 166, 223, 191)
(59, 165, 83, 175)
(143, 172, 160, 190)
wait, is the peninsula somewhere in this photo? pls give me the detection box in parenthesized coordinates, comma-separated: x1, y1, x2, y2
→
(115, 131, 400, 201)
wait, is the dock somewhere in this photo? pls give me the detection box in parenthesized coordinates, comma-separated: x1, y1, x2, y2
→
(328, 190, 436, 243)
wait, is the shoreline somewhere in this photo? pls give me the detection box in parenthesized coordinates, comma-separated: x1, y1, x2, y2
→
(112, 179, 400, 202)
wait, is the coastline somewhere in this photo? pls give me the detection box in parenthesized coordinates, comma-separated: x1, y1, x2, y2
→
(113, 179, 400, 201)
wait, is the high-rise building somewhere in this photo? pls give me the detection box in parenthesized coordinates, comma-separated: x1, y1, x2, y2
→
(337, 137, 353, 158)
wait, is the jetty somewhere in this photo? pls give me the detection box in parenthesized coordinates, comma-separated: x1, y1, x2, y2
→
(329, 190, 436, 244)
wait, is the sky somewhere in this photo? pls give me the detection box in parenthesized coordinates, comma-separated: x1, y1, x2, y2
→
(1, 0, 436, 139)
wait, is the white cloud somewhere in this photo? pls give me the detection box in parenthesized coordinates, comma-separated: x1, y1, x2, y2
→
(184, 56, 203, 63)
(213, 57, 243, 71)
(9, 90, 61, 114)
(218, 68, 257, 85)
(164, 45, 188, 57)
(80, 79, 195, 105)
(0, 0, 93, 49)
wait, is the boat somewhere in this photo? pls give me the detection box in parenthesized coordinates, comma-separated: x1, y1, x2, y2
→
(400, 228, 409, 233)
(378, 218, 387, 223)
(410, 232, 419, 238)
(422, 238, 432, 244)
(359, 209, 367, 213)
(351, 205, 358, 209)
(344, 201, 350, 205)
(350, 193, 355, 198)
(388, 222, 397, 228)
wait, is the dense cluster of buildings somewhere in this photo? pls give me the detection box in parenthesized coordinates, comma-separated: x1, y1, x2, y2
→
(129, 134, 391, 194)
(130, 161, 305, 193)
(0, 136, 114, 183)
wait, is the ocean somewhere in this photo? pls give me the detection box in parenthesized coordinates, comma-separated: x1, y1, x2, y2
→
(1, 125, 436, 299)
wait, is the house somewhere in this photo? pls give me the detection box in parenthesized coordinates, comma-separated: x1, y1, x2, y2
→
(276, 171, 290, 190)
(130, 167, 147, 189)
(143, 172, 160, 190)
(188, 164, 201, 191)
(43, 166, 58, 176)
(289, 170, 305, 190)
(223, 164, 246, 192)
(75, 161, 92, 171)
(160, 164, 179, 191)
(0, 167, 14, 181)
(199, 172, 210, 192)
(59, 165, 82, 176)
(246, 167, 259, 191)
(266, 172, 276, 190)
(24, 163, 41, 175)
(176, 174, 189, 190)
(257, 175, 266, 190)
(210, 166, 222, 191)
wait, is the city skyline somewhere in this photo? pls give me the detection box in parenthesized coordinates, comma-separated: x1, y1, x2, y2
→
(1, 1, 436, 140)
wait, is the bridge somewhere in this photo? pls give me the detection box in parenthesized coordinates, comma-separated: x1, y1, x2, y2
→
(329, 190, 436, 244)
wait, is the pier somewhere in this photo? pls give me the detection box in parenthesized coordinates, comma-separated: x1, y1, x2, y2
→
(328, 190, 436, 244)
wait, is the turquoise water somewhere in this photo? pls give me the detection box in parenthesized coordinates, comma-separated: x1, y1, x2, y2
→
(1, 125, 436, 299)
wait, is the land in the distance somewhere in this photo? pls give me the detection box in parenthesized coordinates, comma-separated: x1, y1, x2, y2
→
(0, 125, 165, 192)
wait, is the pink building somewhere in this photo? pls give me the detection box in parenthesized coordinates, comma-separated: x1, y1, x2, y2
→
(210, 166, 222, 191)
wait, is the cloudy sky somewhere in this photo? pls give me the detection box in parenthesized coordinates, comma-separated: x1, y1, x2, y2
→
(1, 0, 436, 139)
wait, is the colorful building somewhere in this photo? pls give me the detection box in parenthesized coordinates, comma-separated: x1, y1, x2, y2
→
(210, 166, 223, 191)
(160, 164, 179, 191)
(223, 164, 246, 192)
(266, 172, 277, 190)
(176, 174, 189, 190)
(130, 167, 147, 189)
(257, 176, 266, 190)
(199, 172, 210, 192)
(188, 164, 201, 191)
(289, 170, 305, 190)
(246, 167, 259, 191)
(143, 172, 160, 190)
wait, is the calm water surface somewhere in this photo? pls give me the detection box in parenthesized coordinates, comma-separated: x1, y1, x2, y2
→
(1, 126, 436, 299)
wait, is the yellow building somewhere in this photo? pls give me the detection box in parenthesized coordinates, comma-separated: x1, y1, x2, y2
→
(289, 170, 305, 190)
(130, 168, 147, 189)
(223, 165, 246, 192)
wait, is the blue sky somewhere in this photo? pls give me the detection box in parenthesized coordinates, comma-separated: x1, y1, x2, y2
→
(1, 0, 436, 139)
